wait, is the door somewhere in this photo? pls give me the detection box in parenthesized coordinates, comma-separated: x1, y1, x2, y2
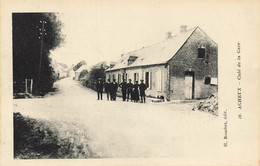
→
(184, 71, 194, 99)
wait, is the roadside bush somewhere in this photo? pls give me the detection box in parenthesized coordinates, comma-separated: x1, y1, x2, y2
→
(85, 61, 109, 91)
(14, 112, 60, 158)
(78, 69, 89, 81)
(14, 112, 97, 159)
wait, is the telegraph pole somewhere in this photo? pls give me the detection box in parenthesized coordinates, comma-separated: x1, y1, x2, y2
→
(37, 20, 47, 95)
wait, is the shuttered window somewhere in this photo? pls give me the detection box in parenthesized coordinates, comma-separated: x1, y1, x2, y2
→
(156, 70, 162, 91)
(145, 72, 149, 87)
(118, 74, 121, 83)
(150, 72, 152, 90)
(123, 73, 127, 82)
(210, 78, 218, 85)
(112, 74, 115, 81)
(134, 73, 139, 83)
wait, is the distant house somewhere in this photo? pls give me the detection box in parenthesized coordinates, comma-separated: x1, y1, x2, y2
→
(74, 65, 88, 81)
(73, 60, 88, 81)
(67, 64, 75, 77)
(52, 60, 68, 79)
(105, 26, 218, 100)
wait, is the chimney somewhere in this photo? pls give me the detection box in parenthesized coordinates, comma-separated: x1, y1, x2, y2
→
(180, 25, 187, 33)
(166, 31, 172, 39)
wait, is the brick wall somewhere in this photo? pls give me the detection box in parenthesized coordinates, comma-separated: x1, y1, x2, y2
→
(168, 27, 218, 99)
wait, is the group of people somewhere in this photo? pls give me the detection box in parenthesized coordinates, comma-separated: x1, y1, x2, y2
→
(96, 78, 147, 103)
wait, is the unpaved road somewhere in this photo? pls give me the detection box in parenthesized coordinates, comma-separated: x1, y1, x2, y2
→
(13, 77, 221, 158)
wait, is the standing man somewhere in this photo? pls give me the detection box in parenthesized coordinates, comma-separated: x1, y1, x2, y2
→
(139, 79, 147, 103)
(110, 80, 113, 100)
(104, 79, 111, 101)
(133, 80, 139, 102)
(127, 79, 133, 101)
(96, 78, 103, 100)
(119, 79, 127, 101)
(111, 79, 118, 101)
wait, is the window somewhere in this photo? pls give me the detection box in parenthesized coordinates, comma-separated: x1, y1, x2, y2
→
(145, 72, 149, 87)
(108, 75, 111, 82)
(198, 48, 205, 59)
(128, 56, 138, 66)
(134, 73, 139, 82)
(205, 77, 211, 84)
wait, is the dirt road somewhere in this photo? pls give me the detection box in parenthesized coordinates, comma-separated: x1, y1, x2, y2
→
(13, 77, 221, 158)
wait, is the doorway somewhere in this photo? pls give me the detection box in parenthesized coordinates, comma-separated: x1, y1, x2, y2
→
(184, 71, 194, 99)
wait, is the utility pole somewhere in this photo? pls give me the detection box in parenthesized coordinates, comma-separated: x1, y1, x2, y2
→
(30, 79, 33, 94)
(37, 20, 47, 95)
(25, 79, 28, 95)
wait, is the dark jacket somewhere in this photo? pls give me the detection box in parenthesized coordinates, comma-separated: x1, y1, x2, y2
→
(127, 83, 133, 90)
(139, 83, 147, 94)
(96, 81, 103, 92)
(133, 84, 139, 92)
(111, 82, 118, 92)
(104, 82, 111, 92)
(119, 82, 127, 91)
(133, 83, 139, 100)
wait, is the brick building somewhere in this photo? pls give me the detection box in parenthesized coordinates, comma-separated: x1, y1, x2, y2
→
(105, 26, 218, 100)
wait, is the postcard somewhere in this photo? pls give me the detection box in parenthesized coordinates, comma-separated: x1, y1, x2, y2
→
(1, 0, 259, 165)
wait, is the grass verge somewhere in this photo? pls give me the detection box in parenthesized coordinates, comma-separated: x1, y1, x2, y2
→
(14, 112, 97, 159)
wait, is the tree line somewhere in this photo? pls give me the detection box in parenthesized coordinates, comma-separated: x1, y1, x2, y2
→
(78, 61, 109, 91)
(13, 13, 64, 96)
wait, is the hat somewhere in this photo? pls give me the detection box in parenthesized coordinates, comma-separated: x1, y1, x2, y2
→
(98, 78, 102, 80)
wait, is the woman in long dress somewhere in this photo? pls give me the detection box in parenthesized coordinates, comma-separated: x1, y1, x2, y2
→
(133, 81, 139, 102)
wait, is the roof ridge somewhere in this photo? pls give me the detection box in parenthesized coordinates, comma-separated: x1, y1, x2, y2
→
(106, 26, 199, 71)
(123, 27, 197, 56)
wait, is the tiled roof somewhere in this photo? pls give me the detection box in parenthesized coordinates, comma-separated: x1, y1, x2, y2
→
(106, 27, 198, 71)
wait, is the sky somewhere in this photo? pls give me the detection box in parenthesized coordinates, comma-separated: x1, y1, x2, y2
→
(50, 1, 259, 69)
